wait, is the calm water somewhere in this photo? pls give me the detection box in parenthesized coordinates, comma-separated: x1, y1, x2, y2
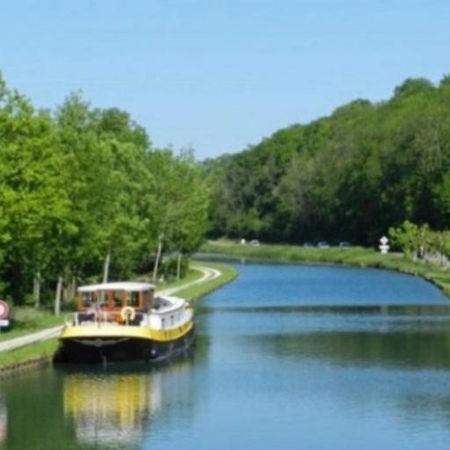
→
(2, 264, 450, 450)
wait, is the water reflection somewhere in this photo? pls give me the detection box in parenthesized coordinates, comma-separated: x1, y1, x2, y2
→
(0, 400, 6, 447)
(248, 330, 450, 370)
(61, 355, 199, 449)
(0, 351, 202, 450)
(64, 372, 161, 448)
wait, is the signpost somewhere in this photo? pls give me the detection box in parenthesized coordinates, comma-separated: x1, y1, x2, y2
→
(379, 236, 390, 254)
(0, 300, 10, 332)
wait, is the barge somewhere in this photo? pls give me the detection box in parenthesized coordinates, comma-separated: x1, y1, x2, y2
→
(54, 282, 194, 364)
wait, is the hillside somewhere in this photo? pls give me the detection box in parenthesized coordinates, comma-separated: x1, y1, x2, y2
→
(206, 77, 450, 245)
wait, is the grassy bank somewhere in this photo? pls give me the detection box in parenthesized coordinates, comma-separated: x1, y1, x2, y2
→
(154, 265, 210, 293)
(0, 339, 59, 371)
(202, 240, 450, 298)
(177, 261, 238, 301)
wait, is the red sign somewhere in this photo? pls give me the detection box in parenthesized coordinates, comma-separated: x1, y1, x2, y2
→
(0, 301, 9, 319)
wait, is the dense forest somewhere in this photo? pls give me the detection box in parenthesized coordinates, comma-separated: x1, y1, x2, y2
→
(206, 76, 450, 247)
(0, 75, 209, 307)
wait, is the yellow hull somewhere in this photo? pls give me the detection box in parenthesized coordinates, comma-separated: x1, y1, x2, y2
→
(60, 320, 194, 343)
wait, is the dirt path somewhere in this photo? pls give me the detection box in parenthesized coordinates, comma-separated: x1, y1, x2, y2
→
(0, 265, 222, 353)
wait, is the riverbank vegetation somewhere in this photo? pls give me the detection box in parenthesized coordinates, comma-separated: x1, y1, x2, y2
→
(205, 77, 450, 247)
(0, 339, 59, 372)
(0, 74, 209, 310)
(176, 262, 238, 301)
(202, 240, 450, 297)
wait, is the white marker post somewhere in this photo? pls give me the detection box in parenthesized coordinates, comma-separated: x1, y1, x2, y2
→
(379, 236, 390, 254)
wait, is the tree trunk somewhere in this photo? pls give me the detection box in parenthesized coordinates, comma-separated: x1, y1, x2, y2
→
(63, 274, 77, 304)
(153, 238, 163, 283)
(103, 250, 111, 284)
(54, 275, 63, 316)
(70, 276, 77, 302)
(176, 252, 182, 280)
(64, 275, 76, 303)
(33, 271, 41, 309)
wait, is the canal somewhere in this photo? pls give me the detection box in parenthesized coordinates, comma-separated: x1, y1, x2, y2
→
(2, 263, 450, 449)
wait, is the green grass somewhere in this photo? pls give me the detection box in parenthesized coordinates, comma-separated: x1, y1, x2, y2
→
(0, 307, 64, 342)
(202, 240, 450, 298)
(176, 261, 238, 301)
(0, 338, 59, 370)
(154, 267, 207, 292)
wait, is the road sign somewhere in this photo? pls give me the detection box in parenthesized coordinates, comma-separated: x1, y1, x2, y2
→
(0, 301, 9, 319)
(0, 319, 9, 327)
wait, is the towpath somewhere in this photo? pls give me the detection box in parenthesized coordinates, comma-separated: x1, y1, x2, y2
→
(158, 265, 221, 296)
(0, 265, 221, 353)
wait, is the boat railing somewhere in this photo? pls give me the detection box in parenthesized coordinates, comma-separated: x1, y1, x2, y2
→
(69, 310, 144, 327)
(65, 304, 193, 330)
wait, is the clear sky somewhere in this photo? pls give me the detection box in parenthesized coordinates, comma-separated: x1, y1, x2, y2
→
(1, 0, 449, 159)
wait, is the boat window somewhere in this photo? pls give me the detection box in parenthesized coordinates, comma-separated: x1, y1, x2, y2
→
(143, 290, 153, 310)
(98, 291, 108, 307)
(81, 292, 93, 307)
(128, 291, 139, 307)
(113, 291, 122, 307)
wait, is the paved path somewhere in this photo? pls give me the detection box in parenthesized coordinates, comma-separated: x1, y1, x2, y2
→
(0, 265, 222, 353)
(0, 325, 63, 352)
(158, 265, 222, 296)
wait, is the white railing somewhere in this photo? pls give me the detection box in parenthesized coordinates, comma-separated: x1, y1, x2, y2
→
(66, 305, 193, 330)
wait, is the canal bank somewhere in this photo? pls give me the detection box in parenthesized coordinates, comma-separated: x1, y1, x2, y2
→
(0, 261, 237, 374)
(201, 241, 450, 298)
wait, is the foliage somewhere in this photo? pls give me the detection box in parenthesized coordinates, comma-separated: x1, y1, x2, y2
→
(389, 220, 450, 262)
(206, 76, 450, 246)
(0, 74, 210, 307)
(389, 221, 430, 255)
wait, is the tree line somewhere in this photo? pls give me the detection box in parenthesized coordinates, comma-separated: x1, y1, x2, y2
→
(206, 76, 450, 248)
(0, 75, 209, 309)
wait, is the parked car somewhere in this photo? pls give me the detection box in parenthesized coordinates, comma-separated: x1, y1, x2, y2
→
(249, 239, 260, 246)
(338, 241, 352, 248)
(317, 241, 330, 249)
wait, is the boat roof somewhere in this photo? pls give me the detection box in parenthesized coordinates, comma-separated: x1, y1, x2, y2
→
(78, 281, 154, 293)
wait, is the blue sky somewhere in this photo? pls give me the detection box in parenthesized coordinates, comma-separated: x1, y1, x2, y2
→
(1, 0, 449, 159)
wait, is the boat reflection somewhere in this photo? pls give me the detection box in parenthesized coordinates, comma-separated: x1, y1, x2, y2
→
(64, 372, 160, 447)
(63, 357, 196, 448)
